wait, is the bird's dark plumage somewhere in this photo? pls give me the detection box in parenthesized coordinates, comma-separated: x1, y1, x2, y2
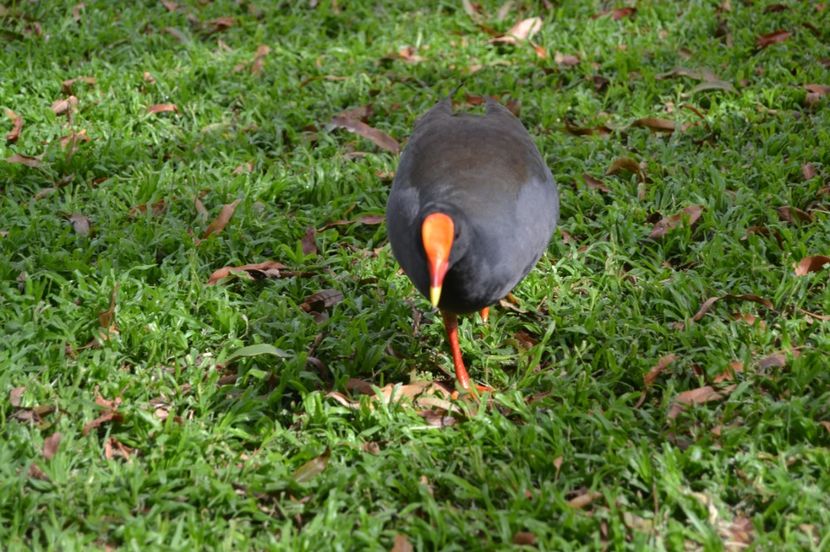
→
(387, 97, 559, 314)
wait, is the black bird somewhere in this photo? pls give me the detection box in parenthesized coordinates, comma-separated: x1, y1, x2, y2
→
(386, 96, 559, 390)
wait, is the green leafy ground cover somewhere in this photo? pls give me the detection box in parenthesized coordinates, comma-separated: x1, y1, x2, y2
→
(1, 1, 829, 549)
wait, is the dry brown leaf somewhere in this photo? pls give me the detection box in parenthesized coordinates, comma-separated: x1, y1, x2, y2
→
(725, 293, 774, 310)
(104, 437, 133, 461)
(206, 16, 234, 33)
(633, 117, 676, 133)
(10, 387, 25, 407)
(758, 349, 801, 369)
(5, 153, 42, 168)
(568, 491, 602, 509)
(644, 354, 678, 387)
(688, 80, 736, 95)
(582, 173, 610, 193)
(418, 410, 458, 428)
(565, 120, 612, 137)
(512, 531, 537, 545)
(794, 255, 830, 276)
(593, 7, 636, 20)
(202, 199, 241, 239)
(5, 108, 23, 143)
(657, 67, 722, 82)
(129, 199, 167, 218)
(607, 157, 645, 181)
(391, 533, 414, 552)
(61, 76, 96, 94)
(490, 16, 542, 44)
(554, 52, 579, 67)
(395, 45, 425, 63)
(721, 515, 754, 550)
(777, 206, 813, 224)
(299, 289, 344, 313)
(82, 410, 122, 435)
(28, 463, 49, 480)
(42, 432, 62, 460)
(51, 96, 79, 116)
(533, 44, 548, 59)
(250, 44, 270, 75)
(714, 361, 743, 383)
(161, 0, 177, 12)
(60, 129, 91, 158)
(147, 103, 178, 114)
(69, 213, 91, 236)
(668, 385, 734, 419)
(649, 205, 703, 238)
(346, 378, 375, 395)
(301, 226, 317, 255)
(801, 163, 817, 180)
(764, 3, 788, 12)
(461, 0, 484, 20)
(329, 115, 400, 154)
(293, 449, 330, 483)
(820, 421, 830, 434)
(143, 71, 156, 84)
(336, 105, 373, 123)
(207, 260, 288, 285)
(756, 29, 790, 48)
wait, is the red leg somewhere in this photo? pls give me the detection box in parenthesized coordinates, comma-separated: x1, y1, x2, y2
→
(441, 311, 492, 393)
(479, 306, 489, 324)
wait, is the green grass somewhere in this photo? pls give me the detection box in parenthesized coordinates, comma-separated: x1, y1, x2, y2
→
(2, 0, 829, 549)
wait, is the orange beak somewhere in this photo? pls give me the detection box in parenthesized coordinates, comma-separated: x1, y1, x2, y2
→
(421, 213, 454, 307)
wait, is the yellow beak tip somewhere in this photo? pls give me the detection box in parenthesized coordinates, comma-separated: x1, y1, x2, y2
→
(429, 287, 442, 308)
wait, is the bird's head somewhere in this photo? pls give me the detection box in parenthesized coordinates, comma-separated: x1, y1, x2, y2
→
(421, 211, 457, 307)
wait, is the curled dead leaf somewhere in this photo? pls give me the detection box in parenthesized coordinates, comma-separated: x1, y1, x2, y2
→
(250, 44, 270, 75)
(668, 385, 734, 419)
(777, 206, 813, 224)
(801, 163, 817, 180)
(582, 173, 610, 193)
(299, 289, 344, 313)
(512, 531, 537, 545)
(554, 52, 579, 67)
(69, 213, 91, 236)
(292, 449, 330, 484)
(301, 226, 317, 255)
(794, 255, 830, 276)
(207, 260, 288, 285)
(51, 96, 78, 116)
(10, 387, 25, 407)
(5, 108, 23, 143)
(649, 205, 703, 238)
(564, 120, 612, 137)
(644, 354, 678, 387)
(756, 29, 790, 48)
(129, 199, 167, 217)
(568, 491, 602, 509)
(42, 432, 62, 460)
(490, 16, 542, 44)
(6, 153, 42, 168)
(329, 115, 400, 154)
(392, 533, 414, 552)
(82, 409, 122, 435)
(202, 199, 241, 239)
(633, 117, 675, 133)
(147, 103, 178, 114)
(607, 157, 645, 181)
(61, 76, 96, 95)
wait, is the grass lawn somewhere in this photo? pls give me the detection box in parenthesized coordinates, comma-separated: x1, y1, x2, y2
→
(2, 0, 829, 549)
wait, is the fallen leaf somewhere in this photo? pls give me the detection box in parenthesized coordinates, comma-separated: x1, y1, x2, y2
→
(147, 103, 177, 114)
(802, 163, 817, 180)
(668, 385, 734, 419)
(42, 432, 62, 460)
(565, 120, 612, 137)
(461, 0, 483, 20)
(319, 214, 385, 230)
(301, 226, 317, 255)
(644, 354, 678, 387)
(657, 67, 722, 82)
(232, 162, 254, 175)
(593, 7, 636, 19)
(59, 129, 91, 157)
(633, 117, 675, 133)
(5, 108, 23, 143)
(554, 52, 579, 67)
(161, 0, 177, 12)
(6, 153, 42, 168)
(721, 515, 754, 550)
(533, 44, 548, 59)
(292, 449, 330, 483)
(28, 463, 49, 480)
(582, 173, 610, 193)
(568, 491, 602, 509)
(794, 255, 830, 276)
(329, 115, 400, 154)
(142, 71, 156, 84)
(61, 76, 96, 94)
(98, 283, 119, 331)
(395, 45, 424, 63)
(513, 531, 537, 545)
(202, 199, 241, 239)
(763, 3, 788, 13)
(129, 199, 167, 217)
(69, 213, 91, 236)
(104, 437, 133, 461)
(758, 348, 802, 370)
(648, 205, 703, 238)
(688, 80, 736, 94)
(777, 206, 813, 224)
(10, 387, 25, 407)
(72, 2, 85, 22)
(756, 29, 790, 48)
(820, 421, 830, 434)
(250, 44, 270, 75)
(207, 260, 288, 285)
(392, 533, 414, 552)
(335, 105, 373, 123)
(82, 409, 122, 435)
(607, 157, 645, 181)
(490, 16, 542, 44)
(300, 289, 344, 313)
(205, 16, 234, 33)
(805, 84, 830, 106)
(51, 96, 78, 116)
(714, 360, 743, 383)
(418, 410, 458, 428)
